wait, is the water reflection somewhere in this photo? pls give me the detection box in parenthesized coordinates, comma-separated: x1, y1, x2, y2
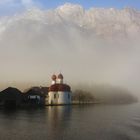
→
(47, 106, 72, 139)
(0, 104, 140, 140)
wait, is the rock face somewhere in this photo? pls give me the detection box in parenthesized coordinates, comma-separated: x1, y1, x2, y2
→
(0, 3, 140, 39)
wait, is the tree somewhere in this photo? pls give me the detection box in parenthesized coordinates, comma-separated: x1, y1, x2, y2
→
(72, 90, 95, 103)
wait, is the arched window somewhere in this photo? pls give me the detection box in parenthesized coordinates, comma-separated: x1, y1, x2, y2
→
(68, 93, 70, 99)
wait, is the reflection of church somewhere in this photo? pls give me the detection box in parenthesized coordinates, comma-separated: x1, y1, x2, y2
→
(46, 106, 72, 139)
(48, 74, 72, 105)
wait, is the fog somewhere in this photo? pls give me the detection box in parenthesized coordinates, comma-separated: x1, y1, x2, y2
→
(0, 3, 140, 98)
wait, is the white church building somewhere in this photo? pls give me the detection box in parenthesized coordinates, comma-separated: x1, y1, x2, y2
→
(48, 73, 71, 105)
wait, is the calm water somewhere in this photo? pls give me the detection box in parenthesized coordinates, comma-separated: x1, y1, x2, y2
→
(0, 103, 140, 140)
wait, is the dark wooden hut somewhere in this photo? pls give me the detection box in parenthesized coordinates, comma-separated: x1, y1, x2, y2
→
(23, 87, 47, 106)
(0, 87, 22, 108)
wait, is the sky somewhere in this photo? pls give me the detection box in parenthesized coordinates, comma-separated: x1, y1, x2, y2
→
(38, 0, 140, 9)
(0, 0, 140, 15)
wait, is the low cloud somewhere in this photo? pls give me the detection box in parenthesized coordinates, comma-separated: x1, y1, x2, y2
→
(0, 3, 140, 96)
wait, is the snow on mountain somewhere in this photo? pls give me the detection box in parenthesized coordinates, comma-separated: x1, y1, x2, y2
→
(0, 3, 140, 40)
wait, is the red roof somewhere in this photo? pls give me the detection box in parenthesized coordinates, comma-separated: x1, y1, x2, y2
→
(49, 84, 71, 92)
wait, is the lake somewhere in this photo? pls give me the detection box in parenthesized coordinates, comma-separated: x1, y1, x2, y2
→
(0, 103, 140, 140)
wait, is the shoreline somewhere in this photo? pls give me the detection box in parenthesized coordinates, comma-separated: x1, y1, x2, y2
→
(0, 101, 100, 109)
(45, 101, 100, 106)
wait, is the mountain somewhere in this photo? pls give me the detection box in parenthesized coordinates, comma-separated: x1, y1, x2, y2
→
(0, 3, 140, 40)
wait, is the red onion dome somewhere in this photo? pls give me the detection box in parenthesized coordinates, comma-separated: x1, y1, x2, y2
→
(58, 73, 63, 79)
(51, 74, 57, 80)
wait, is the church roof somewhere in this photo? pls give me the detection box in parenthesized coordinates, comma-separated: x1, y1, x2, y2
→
(49, 84, 71, 92)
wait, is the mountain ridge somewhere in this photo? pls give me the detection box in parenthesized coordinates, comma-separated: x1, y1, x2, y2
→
(0, 3, 140, 39)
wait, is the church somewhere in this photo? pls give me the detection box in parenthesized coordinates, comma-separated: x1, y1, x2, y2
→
(48, 73, 71, 105)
